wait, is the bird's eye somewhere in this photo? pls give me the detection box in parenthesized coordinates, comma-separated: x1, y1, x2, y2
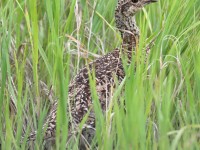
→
(132, 0, 139, 3)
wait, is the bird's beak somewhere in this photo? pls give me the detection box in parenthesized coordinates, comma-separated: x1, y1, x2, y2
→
(144, 0, 158, 4)
(151, 0, 158, 3)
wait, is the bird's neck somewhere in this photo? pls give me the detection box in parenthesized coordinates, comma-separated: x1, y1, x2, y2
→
(115, 4, 140, 57)
(120, 16, 140, 54)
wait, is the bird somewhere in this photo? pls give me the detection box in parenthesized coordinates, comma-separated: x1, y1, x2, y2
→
(25, 0, 157, 149)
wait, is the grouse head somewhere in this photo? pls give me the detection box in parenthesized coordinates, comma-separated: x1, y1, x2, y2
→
(120, 0, 157, 16)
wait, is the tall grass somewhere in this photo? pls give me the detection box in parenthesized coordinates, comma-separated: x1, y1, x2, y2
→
(0, 0, 200, 149)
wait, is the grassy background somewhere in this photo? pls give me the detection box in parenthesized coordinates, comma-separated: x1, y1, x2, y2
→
(0, 0, 200, 149)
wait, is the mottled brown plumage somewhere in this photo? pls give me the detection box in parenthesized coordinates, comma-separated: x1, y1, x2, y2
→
(26, 0, 157, 148)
